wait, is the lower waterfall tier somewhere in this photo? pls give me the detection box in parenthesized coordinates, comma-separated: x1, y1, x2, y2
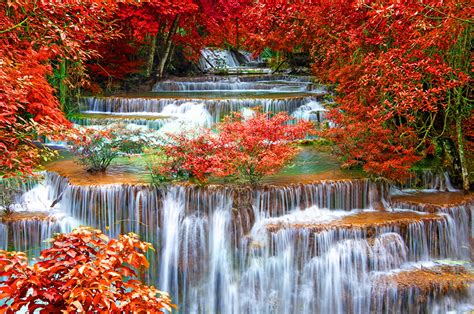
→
(0, 172, 472, 313)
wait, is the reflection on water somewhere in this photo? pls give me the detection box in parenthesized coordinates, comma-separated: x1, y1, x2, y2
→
(265, 147, 364, 185)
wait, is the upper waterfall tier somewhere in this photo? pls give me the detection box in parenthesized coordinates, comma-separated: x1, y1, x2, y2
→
(80, 94, 326, 123)
(76, 75, 328, 132)
(152, 75, 318, 92)
(197, 48, 267, 73)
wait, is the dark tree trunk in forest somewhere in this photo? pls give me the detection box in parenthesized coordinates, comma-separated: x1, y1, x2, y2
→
(145, 34, 157, 78)
(455, 113, 470, 192)
(157, 15, 180, 79)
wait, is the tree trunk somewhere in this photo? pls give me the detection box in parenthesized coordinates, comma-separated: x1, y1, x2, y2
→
(164, 43, 176, 72)
(157, 15, 180, 79)
(455, 113, 470, 192)
(145, 34, 157, 78)
(58, 60, 67, 111)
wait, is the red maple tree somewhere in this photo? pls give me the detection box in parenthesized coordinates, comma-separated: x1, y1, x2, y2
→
(0, 227, 174, 313)
(155, 111, 314, 184)
(0, 1, 120, 177)
(238, 0, 472, 186)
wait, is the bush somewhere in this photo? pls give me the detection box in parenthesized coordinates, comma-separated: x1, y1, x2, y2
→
(0, 227, 174, 313)
(69, 128, 121, 172)
(147, 132, 219, 184)
(69, 126, 155, 172)
(153, 110, 314, 185)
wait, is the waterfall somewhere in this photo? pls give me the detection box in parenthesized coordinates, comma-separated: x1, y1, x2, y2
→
(253, 179, 371, 218)
(198, 48, 241, 71)
(0, 174, 81, 255)
(291, 100, 327, 123)
(81, 96, 323, 124)
(0, 223, 7, 250)
(152, 74, 315, 92)
(398, 170, 458, 192)
(2, 171, 471, 312)
(207, 208, 237, 314)
(159, 187, 186, 299)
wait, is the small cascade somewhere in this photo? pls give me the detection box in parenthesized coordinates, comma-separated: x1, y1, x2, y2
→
(198, 48, 241, 71)
(399, 170, 458, 192)
(371, 265, 474, 313)
(253, 179, 372, 218)
(75, 74, 328, 135)
(0, 217, 78, 257)
(153, 80, 309, 92)
(238, 208, 465, 314)
(291, 100, 327, 124)
(152, 75, 315, 92)
(81, 96, 323, 124)
(390, 198, 472, 259)
(0, 223, 7, 249)
(0, 175, 80, 255)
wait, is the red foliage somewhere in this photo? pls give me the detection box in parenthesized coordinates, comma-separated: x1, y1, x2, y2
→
(0, 45, 69, 176)
(86, 39, 145, 82)
(0, 227, 174, 313)
(1, 1, 119, 177)
(159, 131, 221, 182)
(156, 111, 314, 184)
(87, 0, 228, 82)
(311, 0, 472, 180)
(238, 0, 472, 181)
(214, 111, 315, 183)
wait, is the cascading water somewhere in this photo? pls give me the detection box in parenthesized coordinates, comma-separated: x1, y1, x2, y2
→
(152, 75, 314, 92)
(76, 75, 327, 134)
(0, 175, 80, 256)
(80, 95, 324, 125)
(6, 171, 470, 313)
(198, 48, 241, 72)
(0, 223, 7, 249)
(398, 170, 459, 192)
(291, 100, 327, 124)
(159, 187, 186, 300)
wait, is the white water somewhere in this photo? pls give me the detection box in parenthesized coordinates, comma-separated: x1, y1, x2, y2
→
(2, 172, 469, 313)
(80, 74, 326, 134)
(291, 100, 327, 123)
(198, 48, 240, 71)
